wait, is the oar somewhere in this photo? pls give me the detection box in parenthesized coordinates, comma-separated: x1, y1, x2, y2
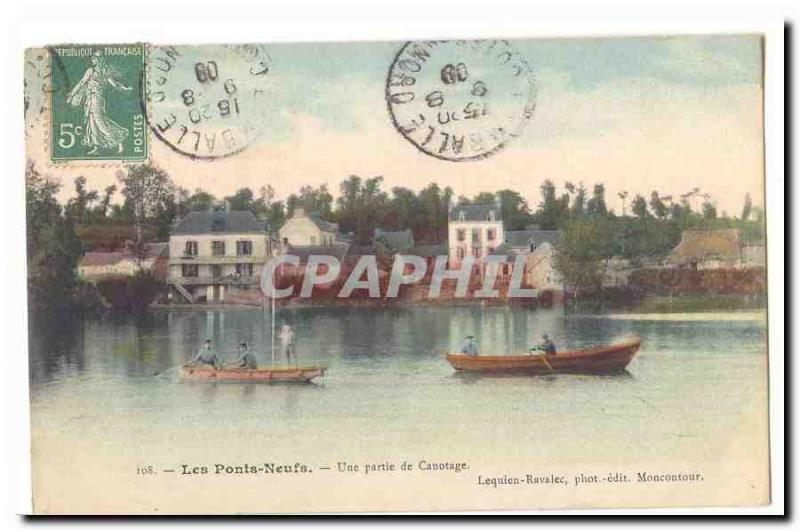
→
(539, 355, 556, 374)
(153, 362, 187, 377)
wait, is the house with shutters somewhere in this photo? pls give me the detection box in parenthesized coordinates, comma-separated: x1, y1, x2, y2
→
(167, 207, 270, 303)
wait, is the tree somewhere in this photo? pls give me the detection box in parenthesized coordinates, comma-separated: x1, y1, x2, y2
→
(702, 200, 717, 220)
(288, 184, 334, 219)
(225, 187, 256, 211)
(65, 176, 99, 225)
(496, 189, 532, 230)
(741, 193, 753, 221)
(649, 191, 669, 220)
(553, 219, 605, 296)
(586, 184, 608, 218)
(184, 189, 217, 212)
(631, 194, 648, 220)
(566, 181, 587, 217)
(117, 164, 174, 247)
(25, 162, 82, 311)
(533, 180, 568, 230)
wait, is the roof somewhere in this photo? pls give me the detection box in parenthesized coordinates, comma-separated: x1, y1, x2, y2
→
(172, 210, 265, 235)
(449, 203, 501, 222)
(80, 242, 168, 267)
(284, 243, 349, 264)
(374, 228, 414, 252)
(488, 243, 513, 260)
(409, 243, 447, 257)
(668, 229, 741, 264)
(504, 230, 561, 248)
(305, 212, 339, 233)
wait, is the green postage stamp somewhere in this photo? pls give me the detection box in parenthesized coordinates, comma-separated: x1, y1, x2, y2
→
(49, 44, 147, 161)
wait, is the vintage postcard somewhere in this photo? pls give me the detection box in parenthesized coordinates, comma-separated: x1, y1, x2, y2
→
(23, 35, 771, 514)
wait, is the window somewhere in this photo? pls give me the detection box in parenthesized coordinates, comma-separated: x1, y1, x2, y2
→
(184, 241, 198, 256)
(182, 264, 198, 277)
(530, 242, 537, 252)
(211, 265, 223, 278)
(472, 228, 481, 243)
(236, 263, 254, 276)
(212, 241, 225, 256)
(487, 228, 496, 241)
(457, 247, 466, 259)
(488, 210, 496, 222)
(458, 211, 465, 222)
(456, 229, 466, 242)
(472, 247, 481, 258)
(236, 240, 253, 256)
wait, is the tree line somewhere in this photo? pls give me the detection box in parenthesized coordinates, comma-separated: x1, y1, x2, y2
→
(27, 161, 764, 309)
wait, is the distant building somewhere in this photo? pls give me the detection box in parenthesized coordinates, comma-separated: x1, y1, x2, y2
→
(374, 228, 414, 253)
(523, 242, 563, 291)
(668, 229, 744, 270)
(79, 242, 168, 281)
(447, 202, 504, 267)
(168, 208, 269, 303)
(504, 229, 560, 254)
(279, 208, 340, 246)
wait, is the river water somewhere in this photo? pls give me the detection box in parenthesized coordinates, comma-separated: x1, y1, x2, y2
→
(28, 306, 769, 513)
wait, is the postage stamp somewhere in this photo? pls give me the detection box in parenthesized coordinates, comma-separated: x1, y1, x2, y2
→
(146, 44, 273, 160)
(49, 44, 147, 162)
(386, 40, 537, 162)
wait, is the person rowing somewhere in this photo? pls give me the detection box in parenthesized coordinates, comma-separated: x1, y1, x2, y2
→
(188, 338, 223, 369)
(458, 335, 479, 356)
(231, 342, 258, 369)
(530, 334, 557, 355)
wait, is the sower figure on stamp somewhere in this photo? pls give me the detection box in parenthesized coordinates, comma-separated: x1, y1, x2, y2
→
(279, 324, 296, 366)
(66, 50, 132, 155)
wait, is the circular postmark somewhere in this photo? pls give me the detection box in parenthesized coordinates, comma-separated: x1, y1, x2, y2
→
(145, 44, 274, 160)
(386, 40, 536, 162)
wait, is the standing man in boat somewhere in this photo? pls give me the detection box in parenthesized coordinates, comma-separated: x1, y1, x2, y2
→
(233, 342, 258, 369)
(279, 324, 296, 365)
(190, 339, 223, 369)
(458, 335, 479, 356)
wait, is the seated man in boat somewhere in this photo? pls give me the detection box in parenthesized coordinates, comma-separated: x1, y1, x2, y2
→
(458, 336, 479, 356)
(531, 334, 557, 355)
(232, 342, 258, 369)
(188, 339, 222, 369)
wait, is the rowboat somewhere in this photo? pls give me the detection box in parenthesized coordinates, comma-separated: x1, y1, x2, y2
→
(446, 339, 641, 375)
(179, 365, 325, 382)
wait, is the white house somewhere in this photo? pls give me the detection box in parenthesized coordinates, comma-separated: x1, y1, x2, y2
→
(447, 202, 504, 267)
(168, 208, 269, 303)
(279, 207, 339, 247)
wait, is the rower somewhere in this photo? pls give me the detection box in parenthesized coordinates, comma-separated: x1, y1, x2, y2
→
(458, 335, 479, 356)
(190, 338, 222, 369)
(532, 334, 557, 355)
(233, 342, 258, 369)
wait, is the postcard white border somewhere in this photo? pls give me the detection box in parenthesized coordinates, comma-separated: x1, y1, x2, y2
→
(2, 1, 788, 521)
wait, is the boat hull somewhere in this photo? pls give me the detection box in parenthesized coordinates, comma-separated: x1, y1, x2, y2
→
(446, 340, 640, 375)
(180, 366, 325, 382)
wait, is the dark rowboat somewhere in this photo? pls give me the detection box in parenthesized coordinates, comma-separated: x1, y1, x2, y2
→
(180, 365, 325, 382)
(446, 339, 641, 375)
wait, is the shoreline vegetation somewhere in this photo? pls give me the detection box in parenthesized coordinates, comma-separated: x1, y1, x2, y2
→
(26, 161, 766, 318)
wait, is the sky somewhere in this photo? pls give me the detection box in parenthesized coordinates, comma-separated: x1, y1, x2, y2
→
(25, 34, 764, 216)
